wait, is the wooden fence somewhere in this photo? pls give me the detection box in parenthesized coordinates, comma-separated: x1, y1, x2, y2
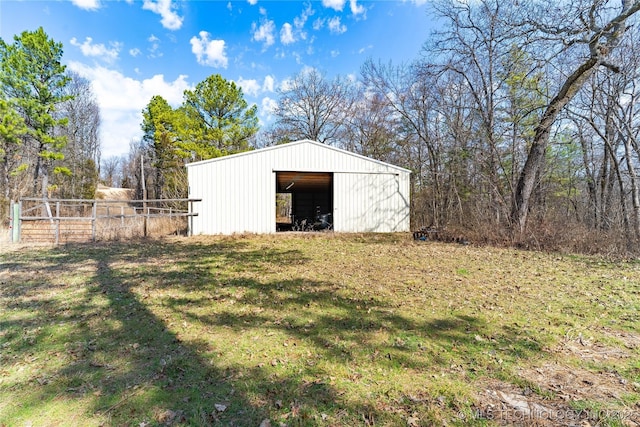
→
(9, 197, 200, 244)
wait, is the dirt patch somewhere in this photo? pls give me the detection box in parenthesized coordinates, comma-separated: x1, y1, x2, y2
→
(519, 362, 634, 403)
(600, 327, 640, 351)
(476, 380, 581, 426)
(474, 329, 640, 426)
(474, 378, 640, 427)
(554, 331, 634, 363)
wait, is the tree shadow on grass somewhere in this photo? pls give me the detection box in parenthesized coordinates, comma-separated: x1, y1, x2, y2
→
(0, 238, 545, 426)
(0, 239, 312, 425)
(163, 276, 543, 372)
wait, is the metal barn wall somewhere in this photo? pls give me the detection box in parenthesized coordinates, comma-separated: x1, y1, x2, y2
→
(187, 151, 275, 235)
(333, 172, 410, 233)
(187, 140, 411, 235)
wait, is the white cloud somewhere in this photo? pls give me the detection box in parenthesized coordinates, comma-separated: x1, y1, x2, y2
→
(247, 0, 258, 4)
(261, 96, 277, 116)
(313, 18, 324, 31)
(305, 44, 314, 55)
(70, 37, 120, 63)
(358, 44, 373, 54)
(279, 77, 293, 92)
(147, 34, 163, 58)
(252, 19, 276, 49)
(70, 0, 100, 10)
(237, 75, 276, 97)
(279, 4, 314, 45)
(278, 67, 314, 92)
(350, 0, 366, 16)
(129, 48, 141, 57)
(322, 0, 345, 11)
(67, 61, 191, 158)
(294, 3, 314, 31)
(142, 0, 183, 30)
(330, 50, 340, 57)
(237, 78, 261, 97)
(262, 75, 275, 93)
(405, 0, 428, 5)
(321, 0, 365, 16)
(258, 96, 278, 124)
(280, 23, 295, 45)
(328, 17, 347, 34)
(190, 31, 228, 68)
(300, 65, 316, 76)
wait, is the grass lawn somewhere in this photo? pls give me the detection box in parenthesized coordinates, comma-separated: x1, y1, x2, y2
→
(1, 233, 639, 426)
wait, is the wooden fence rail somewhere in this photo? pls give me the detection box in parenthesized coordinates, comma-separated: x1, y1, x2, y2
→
(9, 198, 200, 244)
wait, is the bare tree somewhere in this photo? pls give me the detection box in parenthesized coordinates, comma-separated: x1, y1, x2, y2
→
(100, 156, 121, 188)
(118, 139, 152, 200)
(54, 71, 101, 198)
(270, 68, 355, 146)
(361, 59, 450, 226)
(511, 0, 640, 232)
(571, 70, 628, 233)
(434, 0, 518, 209)
(343, 90, 400, 163)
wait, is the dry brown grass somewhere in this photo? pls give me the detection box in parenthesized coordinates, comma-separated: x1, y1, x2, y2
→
(94, 185, 135, 201)
(432, 220, 640, 260)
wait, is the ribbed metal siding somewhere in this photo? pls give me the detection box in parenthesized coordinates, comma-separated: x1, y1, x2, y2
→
(187, 140, 410, 235)
(189, 152, 275, 235)
(334, 172, 410, 232)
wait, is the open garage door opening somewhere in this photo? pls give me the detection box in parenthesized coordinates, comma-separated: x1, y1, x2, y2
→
(276, 171, 333, 232)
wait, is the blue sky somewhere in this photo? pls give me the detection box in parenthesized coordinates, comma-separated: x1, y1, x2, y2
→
(1, 0, 435, 159)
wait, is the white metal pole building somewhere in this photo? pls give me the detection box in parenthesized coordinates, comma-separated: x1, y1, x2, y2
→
(186, 139, 411, 235)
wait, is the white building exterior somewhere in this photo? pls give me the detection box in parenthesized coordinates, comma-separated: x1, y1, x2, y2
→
(186, 139, 411, 235)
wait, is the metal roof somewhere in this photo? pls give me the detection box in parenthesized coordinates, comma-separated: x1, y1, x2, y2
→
(185, 139, 412, 174)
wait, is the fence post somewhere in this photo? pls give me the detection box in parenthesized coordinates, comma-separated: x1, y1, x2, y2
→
(92, 200, 97, 242)
(9, 200, 13, 242)
(189, 199, 194, 237)
(55, 201, 60, 245)
(11, 200, 21, 243)
(145, 206, 149, 237)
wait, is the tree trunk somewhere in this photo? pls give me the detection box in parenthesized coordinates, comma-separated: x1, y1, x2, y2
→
(623, 134, 640, 239)
(1, 153, 9, 202)
(512, 57, 599, 232)
(511, 0, 640, 232)
(41, 158, 50, 199)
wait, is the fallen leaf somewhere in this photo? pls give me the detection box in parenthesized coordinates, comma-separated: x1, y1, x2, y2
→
(407, 415, 420, 426)
(156, 409, 178, 424)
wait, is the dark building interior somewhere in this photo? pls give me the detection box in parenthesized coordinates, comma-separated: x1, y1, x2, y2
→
(276, 171, 333, 231)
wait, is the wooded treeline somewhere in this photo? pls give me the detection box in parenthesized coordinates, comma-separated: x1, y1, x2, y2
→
(2, 0, 640, 255)
(266, 0, 640, 253)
